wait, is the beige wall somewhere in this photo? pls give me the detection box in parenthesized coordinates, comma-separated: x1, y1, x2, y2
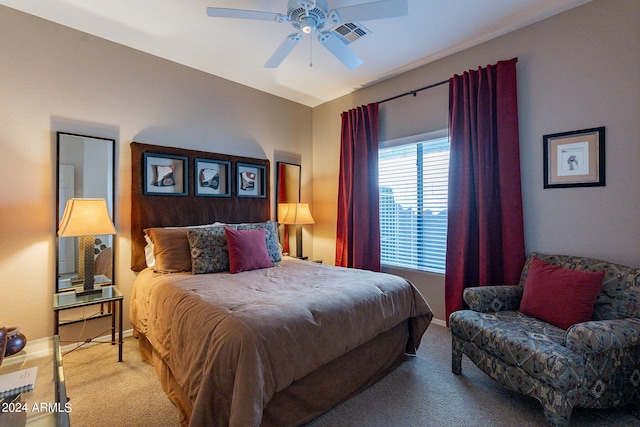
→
(312, 0, 640, 322)
(0, 6, 312, 340)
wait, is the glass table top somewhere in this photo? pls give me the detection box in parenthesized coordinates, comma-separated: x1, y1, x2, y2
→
(0, 335, 69, 426)
(54, 286, 123, 310)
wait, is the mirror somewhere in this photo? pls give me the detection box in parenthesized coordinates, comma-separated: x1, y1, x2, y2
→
(276, 162, 301, 206)
(56, 132, 115, 292)
(276, 162, 301, 256)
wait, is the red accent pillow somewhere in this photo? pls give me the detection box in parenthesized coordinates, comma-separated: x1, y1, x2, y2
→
(519, 257, 604, 329)
(224, 227, 273, 274)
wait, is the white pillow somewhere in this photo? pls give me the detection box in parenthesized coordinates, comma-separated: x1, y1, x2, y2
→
(144, 234, 156, 268)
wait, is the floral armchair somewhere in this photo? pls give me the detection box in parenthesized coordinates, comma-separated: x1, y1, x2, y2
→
(449, 253, 640, 426)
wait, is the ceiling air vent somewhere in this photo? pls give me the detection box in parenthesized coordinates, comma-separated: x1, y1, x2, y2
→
(332, 22, 371, 45)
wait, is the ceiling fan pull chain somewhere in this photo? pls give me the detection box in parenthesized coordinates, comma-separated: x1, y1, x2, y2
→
(309, 35, 313, 67)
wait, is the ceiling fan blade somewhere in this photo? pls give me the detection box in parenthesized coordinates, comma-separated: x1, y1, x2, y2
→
(330, 0, 408, 24)
(318, 32, 363, 69)
(206, 7, 278, 22)
(264, 33, 303, 68)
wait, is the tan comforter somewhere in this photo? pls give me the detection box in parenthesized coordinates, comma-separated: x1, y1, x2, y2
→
(131, 258, 432, 426)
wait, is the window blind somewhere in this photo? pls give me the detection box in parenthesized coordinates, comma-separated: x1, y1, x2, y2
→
(379, 137, 449, 273)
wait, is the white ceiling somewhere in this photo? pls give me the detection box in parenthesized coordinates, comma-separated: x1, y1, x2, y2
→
(2, 0, 593, 107)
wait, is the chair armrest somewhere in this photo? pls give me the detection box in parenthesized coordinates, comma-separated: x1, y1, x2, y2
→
(565, 318, 640, 353)
(463, 285, 523, 313)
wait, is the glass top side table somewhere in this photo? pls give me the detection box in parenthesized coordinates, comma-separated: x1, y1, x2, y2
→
(0, 335, 70, 426)
(54, 286, 123, 362)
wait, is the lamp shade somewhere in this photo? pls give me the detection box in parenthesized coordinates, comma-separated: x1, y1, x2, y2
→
(280, 203, 315, 225)
(58, 198, 116, 237)
(277, 203, 292, 223)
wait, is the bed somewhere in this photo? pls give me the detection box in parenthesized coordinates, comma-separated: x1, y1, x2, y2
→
(129, 142, 433, 426)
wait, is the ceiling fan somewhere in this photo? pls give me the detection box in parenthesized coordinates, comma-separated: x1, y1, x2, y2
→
(206, 0, 408, 69)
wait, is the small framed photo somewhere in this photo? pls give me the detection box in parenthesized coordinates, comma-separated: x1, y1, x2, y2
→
(543, 127, 605, 189)
(143, 152, 188, 195)
(195, 158, 231, 197)
(237, 163, 266, 198)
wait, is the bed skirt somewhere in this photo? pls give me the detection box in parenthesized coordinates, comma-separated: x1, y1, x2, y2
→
(136, 320, 412, 427)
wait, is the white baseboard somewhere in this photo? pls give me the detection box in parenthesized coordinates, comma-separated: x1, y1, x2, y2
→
(430, 318, 447, 327)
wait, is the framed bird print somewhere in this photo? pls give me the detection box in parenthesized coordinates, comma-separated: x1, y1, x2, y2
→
(543, 127, 605, 188)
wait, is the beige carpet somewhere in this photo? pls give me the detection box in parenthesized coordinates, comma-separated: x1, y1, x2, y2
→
(63, 325, 640, 426)
(63, 337, 180, 427)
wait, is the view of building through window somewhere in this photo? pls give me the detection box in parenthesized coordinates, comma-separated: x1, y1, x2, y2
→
(379, 136, 449, 273)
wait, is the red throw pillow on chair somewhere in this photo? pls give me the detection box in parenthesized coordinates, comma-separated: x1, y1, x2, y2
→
(519, 257, 604, 329)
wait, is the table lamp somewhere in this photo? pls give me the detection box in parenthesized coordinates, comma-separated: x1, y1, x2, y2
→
(58, 198, 116, 295)
(280, 203, 315, 259)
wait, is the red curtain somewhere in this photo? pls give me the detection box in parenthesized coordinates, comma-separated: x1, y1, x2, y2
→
(335, 103, 381, 271)
(445, 58, 525, 321)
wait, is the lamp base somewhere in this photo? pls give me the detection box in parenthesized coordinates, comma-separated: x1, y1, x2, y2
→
(77, 235, 97, 296)
(75, 288, 103, 297)
(296, 225, 303, 259)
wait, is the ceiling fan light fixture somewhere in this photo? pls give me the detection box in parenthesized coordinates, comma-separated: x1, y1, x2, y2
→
(300, 16, 317, 33)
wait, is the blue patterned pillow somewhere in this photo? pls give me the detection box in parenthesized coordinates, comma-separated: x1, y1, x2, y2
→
(235, 220, 282, 263)
(187, 226, 230, 274)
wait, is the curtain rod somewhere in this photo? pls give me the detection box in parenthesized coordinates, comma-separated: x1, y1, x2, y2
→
(378, 58, 518, 105)
(378, 78, 449, 105)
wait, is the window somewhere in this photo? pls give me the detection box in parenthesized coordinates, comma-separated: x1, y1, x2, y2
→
(379, 135, 450, 273)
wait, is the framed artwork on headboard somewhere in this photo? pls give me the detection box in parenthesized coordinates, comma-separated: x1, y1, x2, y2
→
(143, 152, 188, 196)
(195, 158, 231, 197)
(237, 163, 266, 198)
(130, 142, 270, 271)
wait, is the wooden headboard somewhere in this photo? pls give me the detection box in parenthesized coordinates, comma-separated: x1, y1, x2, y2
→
(130, 142, 270, 271)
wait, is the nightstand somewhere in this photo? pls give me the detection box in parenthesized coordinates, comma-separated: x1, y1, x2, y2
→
(53, 286, 123, 362)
